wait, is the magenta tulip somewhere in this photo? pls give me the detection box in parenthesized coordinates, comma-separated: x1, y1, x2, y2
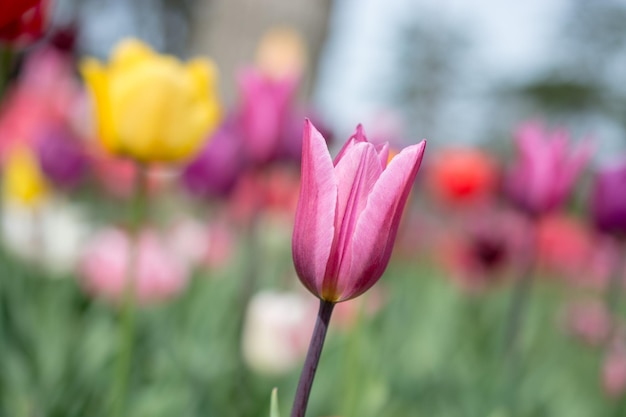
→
(292, 120, 426, 302)
(237, 68, 298, 164)
(591, 160, 626, 236)
(506, 122, 591, 217)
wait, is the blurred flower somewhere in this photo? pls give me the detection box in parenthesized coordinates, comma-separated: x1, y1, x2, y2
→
(242, 290, 316, 375)
(225, 165, 301, 228)
(292, 120, 426, 302)
(0, 47, 80, 162)
(1, 198, 91, 275)
(439, 209, 526, 293)
(506, 121, 591, 217)
(603, 340, 626, 398)
(168, 219, 211, 268)
(427, 147, 498, 206)
(167, 217, 237, 271)
(2, 146, 48, 206)
(0, 0, 47, 45)
(563, 301, 612, 347)
(80, 38, 221, 163)
(255, 26, 307, 80)
(591, 160, 626, 236)
(181, 118, 245, 198)
(537, 214, 595, 282)
(36, 126, 88, 189)
(236, 67, 299, 164)
(91, 154, 170, 198)
(79, 228, 190, 305)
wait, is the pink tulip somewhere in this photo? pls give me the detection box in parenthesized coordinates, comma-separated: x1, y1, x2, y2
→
(506, 121, 591, 217)
(79, 228, 189, 305)
(237, 68, 298, 164)
(292, 120, 426, 302)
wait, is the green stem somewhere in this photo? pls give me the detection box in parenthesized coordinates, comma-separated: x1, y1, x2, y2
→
(110, 165, 148, 417)
(500, 220, 539, 413)
(0, 46, 14, 99)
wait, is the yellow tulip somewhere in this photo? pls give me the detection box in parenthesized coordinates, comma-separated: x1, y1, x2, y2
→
(80, 39, 221, 163)
(2, 146, 48, 206)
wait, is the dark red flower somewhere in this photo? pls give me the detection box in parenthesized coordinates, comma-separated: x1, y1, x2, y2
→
(0, 0, 48, 46)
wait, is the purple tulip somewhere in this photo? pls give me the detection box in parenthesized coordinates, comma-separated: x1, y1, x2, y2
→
(506, 121, 591, 217)
(292, 120, 426, 302)
(181, 119, 245, 198)
(591, 160, 626, 235)
(36, 126, 88, 189)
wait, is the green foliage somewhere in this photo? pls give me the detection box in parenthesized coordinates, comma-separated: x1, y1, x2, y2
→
(270, 388, 280, 417)
(0, 246, 622, 417)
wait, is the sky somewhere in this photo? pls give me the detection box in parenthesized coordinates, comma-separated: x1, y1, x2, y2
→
(313, 0, 574, 144)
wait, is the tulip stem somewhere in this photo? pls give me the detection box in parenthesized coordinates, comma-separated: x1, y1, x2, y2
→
(111, 165, 148, 417)
(290, 299, 335, 417)
(500, 221, 539, 412)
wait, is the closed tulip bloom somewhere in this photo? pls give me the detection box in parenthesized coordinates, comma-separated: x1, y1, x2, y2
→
(80, 39, 221, 163)
(506, 122, 591, 217)
(237, 67, 298, 164)
(592, 161, 626, 235)
(292, 120, 426, 302)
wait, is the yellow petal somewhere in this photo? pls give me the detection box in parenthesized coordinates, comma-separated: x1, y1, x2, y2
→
(3, 147, 48, 206)
(109, 38, 156, 72)
(80, 58, 119, 153)
(186, 58, 218, 94)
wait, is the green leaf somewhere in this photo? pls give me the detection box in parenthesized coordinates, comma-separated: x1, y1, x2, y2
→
(270, 388, 280, 417)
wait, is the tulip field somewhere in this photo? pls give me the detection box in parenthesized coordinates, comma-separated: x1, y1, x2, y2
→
(1, 2, 626, 417)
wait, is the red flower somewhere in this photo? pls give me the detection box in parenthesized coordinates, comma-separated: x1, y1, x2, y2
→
(0, 0, 48, 45)
(427, 147, 498, 206)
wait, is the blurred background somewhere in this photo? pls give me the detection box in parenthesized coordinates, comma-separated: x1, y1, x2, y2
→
(1, 0, 626, 416)
(53, 0, 626, 155)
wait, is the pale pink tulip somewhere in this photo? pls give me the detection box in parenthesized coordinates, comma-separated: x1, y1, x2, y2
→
(79, 228, 189, 305)
(292, 120, 426, 302)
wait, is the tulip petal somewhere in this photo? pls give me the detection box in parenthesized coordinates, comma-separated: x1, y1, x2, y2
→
(110, 38, 156, 71)
(339, 140, 426, 301)
(375, 142, 390, 169)
(322, 141, 383, 300)
(80, 58, 118, 153)
(186, 58, 219, 95)
(292, 120, 337, 296)
(334, 124, 368, 165)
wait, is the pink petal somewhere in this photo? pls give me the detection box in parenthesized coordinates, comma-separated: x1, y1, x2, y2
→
(322, 141, 383, 300)
(339, 140, 426, 301)
(375, 142, 390, 169)
(292, 120, 337, 296)
(334, 124, 368, 165)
